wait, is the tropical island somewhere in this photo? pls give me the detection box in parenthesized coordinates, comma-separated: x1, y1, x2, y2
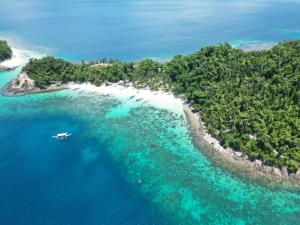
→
(0, 40, 12, 62)
(0, 40, 32, 71)
(5, 40, 300, 178)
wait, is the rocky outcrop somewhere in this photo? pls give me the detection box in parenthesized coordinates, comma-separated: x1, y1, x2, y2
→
(6, 72, 36, 94)
(5, 72, 68, 95)
(183, 103, 300, 189)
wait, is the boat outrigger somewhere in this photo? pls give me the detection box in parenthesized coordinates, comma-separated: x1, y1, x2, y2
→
(52, 132, 72, 140)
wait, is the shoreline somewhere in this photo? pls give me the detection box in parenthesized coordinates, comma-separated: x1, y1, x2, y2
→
(4, 75, 184, 114)
(3, 72, 70, 96)
(69, 82, 184, 114)
(232, 41, 276, 52)
(183, 104, 300, 189)
(4, 75, 300, 187)
(2, 41, 300, 187)
(0, 48, 32, 71)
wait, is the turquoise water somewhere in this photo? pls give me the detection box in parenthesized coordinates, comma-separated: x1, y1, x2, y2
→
(0, 70, 170, 225)
(1, 0, 300, 224)
(1, 66, 300, 225)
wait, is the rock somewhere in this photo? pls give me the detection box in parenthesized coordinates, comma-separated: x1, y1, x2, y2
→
(235, 152, 243, 157)
(6, 72, 35, 94)
(263, 166, 272, 173)
(272, 168, 282, 177)
(137, 179, 143, 184)
(281, 167, 288, 176)
(296, 169, 300, 179)
(254, 159, 262, 167)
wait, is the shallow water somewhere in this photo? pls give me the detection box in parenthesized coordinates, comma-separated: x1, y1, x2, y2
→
(1, 67, 300, 225)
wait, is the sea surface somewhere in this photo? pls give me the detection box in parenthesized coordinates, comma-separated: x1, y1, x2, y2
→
(1, 0, 300, 60)
(1, 1, 300, 225)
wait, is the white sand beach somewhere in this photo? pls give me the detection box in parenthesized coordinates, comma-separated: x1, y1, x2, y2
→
(0, 48, 32, 70)
(69, 83, 184, 114)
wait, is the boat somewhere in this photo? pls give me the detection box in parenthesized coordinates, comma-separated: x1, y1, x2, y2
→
(52, 132, 72, 140)
(128, 95, 135, 100)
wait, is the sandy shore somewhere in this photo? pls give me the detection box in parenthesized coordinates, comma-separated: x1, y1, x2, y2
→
(240, 42, 276, 52)
(69, 82, 184, 114)
(5, 76, 184, 113)
(0, 48, 32, 70)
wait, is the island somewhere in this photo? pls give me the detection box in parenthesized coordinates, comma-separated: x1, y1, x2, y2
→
(6, 40, 300, 179)
(0, 40, 32, 71)
(0, 40, 12, 62)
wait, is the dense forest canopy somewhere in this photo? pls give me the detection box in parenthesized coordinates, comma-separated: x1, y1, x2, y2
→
(0, 40, 12, 62)
(22, 40, 300, 172)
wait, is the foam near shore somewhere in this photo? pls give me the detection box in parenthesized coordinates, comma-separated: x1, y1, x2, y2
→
(0, 48, 32, 70)
(230, 40, 276, 52)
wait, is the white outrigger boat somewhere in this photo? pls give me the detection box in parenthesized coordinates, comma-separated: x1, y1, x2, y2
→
(52, 132, 72, 140)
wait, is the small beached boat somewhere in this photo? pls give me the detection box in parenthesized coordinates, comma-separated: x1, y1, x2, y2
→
(52, 132, 72, 140)
(128, 95, 135, 100)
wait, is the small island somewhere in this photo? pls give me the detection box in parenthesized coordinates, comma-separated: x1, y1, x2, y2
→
(0, 40, 32, 71)
(6, 40, 300, 180)
(0, 40, 13, 62)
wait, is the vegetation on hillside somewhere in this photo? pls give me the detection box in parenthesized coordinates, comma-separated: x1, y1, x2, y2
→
(0, 40, 12, 62)
(22, 40, 300, 172)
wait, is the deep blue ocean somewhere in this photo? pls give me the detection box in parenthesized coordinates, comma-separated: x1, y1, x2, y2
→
(1, 1, 300, 225)
(1, 0, 300, 60)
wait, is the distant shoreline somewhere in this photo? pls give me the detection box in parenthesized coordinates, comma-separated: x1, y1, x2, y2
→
(234, 41, 276, 52)
(0, 48, 32, 71)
